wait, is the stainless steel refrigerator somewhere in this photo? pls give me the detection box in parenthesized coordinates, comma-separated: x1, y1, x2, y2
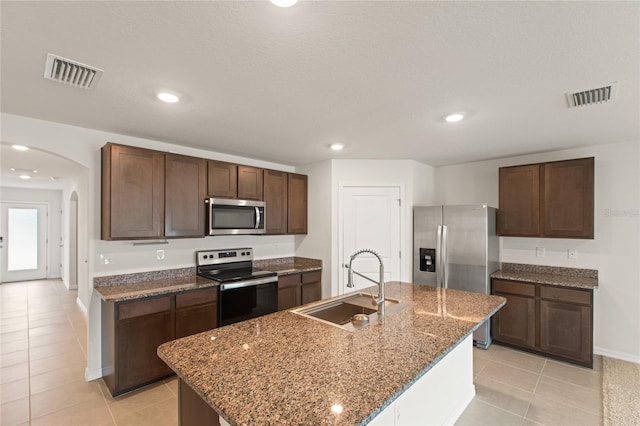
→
(413, 204, 499, 349)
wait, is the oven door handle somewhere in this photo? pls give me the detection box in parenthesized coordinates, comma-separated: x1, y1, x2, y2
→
(220, 276, 277, 291)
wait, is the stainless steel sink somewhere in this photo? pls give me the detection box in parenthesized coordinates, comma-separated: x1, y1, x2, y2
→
(292, 293, 401, 331)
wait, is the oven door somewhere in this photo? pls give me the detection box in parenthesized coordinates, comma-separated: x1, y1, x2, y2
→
(218, 277, 278, 326)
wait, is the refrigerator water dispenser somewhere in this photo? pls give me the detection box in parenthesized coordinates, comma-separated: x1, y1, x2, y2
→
(419, 248, 436, 272)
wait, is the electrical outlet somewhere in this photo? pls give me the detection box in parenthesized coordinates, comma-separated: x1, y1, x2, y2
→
(536, 247, 546, 257)
(156, 250, 165, 261)
(568, 249, 577, 259)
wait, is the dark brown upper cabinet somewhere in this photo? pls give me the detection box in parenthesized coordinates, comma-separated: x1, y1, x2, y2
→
(264, 170, 309, 235)
(264, 169, 288, 234)
(207, 160, 237, 198)
(237, 166, 263, 200)
(207, 162, 263, 200)
(102, 143, 165, 240)
(288, 173, 308, 235)
(498, 157, 594, 239)
(165, 154, 207, 238)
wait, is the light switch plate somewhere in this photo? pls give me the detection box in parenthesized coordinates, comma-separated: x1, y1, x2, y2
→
(156, 250, 165, 261)
(568, 249, 577, 259)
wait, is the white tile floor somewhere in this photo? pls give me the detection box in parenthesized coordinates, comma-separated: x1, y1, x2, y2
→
(1, 279, 603, 425)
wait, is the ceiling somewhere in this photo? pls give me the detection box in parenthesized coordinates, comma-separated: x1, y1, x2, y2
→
(0, 143, 86, 190)
(1, 1, 638, 167)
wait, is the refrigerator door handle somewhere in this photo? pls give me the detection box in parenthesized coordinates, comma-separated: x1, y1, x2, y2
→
(442, 225, 448, 288)
(436, 225, 442, 288)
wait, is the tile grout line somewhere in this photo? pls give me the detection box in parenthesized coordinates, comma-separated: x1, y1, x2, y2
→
(522, 357, 546, 422)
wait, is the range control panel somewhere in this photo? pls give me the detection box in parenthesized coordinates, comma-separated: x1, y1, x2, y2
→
(196, 248, 253, 266)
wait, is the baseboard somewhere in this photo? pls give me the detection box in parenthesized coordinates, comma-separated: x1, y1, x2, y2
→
(444, 385, 476, 425)
(85, 366, 103, 382)
(595, 346, 640, 364)
(76, 297, 88, 316)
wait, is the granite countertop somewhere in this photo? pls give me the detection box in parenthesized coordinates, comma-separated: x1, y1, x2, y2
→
(254, 256, 322, 275)
(95, 275, 219, 302)
(491, 262, 598, 290)
(157, 282, 506, 426)
(94, 257, 322, 302)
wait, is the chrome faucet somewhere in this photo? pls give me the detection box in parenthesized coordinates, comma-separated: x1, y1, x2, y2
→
(345, 249, 386, 316)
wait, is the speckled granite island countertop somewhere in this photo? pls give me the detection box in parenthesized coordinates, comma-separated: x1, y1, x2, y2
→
(157, 282, 505, 426)
(491, 262, 598, 290)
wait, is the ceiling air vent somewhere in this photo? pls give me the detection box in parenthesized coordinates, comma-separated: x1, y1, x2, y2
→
(566, 82, 618, 108)
(43, 54, 103, 89)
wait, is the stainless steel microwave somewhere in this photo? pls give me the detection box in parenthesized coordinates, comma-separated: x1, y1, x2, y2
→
(206, 198, 266, 235)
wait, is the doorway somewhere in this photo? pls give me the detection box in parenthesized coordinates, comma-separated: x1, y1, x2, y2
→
(69, 191, 78, 289)
(338, 185, 402, 295)
(0, 202, 49, 283)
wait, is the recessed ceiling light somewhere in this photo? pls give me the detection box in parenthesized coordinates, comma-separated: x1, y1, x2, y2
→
(157, 92, 180, 103)
(444, 113, 465, 123)
(12, 144, 29, 151)
(19, 174, 31, 180)
(33, 170, 38, 174)
(270, 0, 298, 7)
(10, 168, 16, 171)
(330, 143, 344, 151)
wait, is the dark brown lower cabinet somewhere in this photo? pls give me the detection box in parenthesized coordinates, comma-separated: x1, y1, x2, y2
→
(175, 288, 217, 338)
(277, 270, 322, 311)
(179, 379, 220, 426)
(102, 287, 218, 397)
(491, 278, 593, 368)
(103, 296, 175, 396)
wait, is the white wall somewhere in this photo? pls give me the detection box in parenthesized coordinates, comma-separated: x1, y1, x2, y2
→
(1, 113, 302, 380)
(295, 160, 333, 299)
(329, 160, 437, 296)
(0, 187, 63, 279)
(434, 141, 640, 362)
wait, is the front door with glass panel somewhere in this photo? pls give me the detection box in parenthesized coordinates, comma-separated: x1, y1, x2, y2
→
(0, 203, 48, 283)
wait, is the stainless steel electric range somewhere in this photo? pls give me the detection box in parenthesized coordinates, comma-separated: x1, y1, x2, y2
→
(196, 248, 278, 327)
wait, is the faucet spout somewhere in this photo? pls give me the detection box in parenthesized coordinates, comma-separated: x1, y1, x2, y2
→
(345, 249, 386, 316)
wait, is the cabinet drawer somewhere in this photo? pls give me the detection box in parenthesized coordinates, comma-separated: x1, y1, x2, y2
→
(301, 270, 321, 284)
(176, 288, 218, 309)
(540, 286, 591, 305)
(118, 296, 171, 320)
(278, 273, 301, 288)
(492, 279, 535, 297)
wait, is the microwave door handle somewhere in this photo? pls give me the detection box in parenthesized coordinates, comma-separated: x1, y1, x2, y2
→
(255, 206, 261, 229)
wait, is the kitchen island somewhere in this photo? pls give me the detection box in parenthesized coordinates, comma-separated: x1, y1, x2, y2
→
(158, 282, 505, 426)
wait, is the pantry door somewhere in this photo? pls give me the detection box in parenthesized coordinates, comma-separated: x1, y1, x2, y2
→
(339, 186, 402, 295)
(0, 203, 48, 283)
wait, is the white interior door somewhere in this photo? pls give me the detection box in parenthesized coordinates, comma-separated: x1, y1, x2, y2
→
(340, 186, 401, 295)
(0, 202, 48, 283)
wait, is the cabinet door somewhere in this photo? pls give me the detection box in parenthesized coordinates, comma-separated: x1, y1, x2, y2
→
(238, 166, 263, 200)
(165, 154, 207, 238)
(543, 157, 594, 238)
(491, 293, 535, 349)
(287, 173, 308, 234)
(301, 271, 322, 305)
(208, 160, 237, 198)
(264, 169, 288, 234)
(102, 143, 165, 240)
(175, 303, 217, 339)
(539, 299, 592, 363)
(278, 286, 300, 311)
(116, 298, 174, 393)
(497, 164, 540, 237)
(278, 274, 301, 311)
